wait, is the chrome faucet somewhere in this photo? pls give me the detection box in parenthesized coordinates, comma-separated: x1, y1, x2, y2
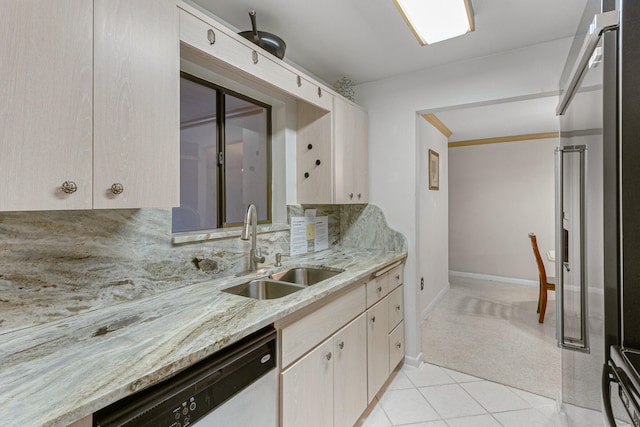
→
(241, 204, 265, 271)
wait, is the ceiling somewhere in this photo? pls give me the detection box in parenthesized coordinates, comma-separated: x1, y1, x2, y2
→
(188, 0, 588, 141)
(431, 96, 560, 143)
(190, 0, 588, 86)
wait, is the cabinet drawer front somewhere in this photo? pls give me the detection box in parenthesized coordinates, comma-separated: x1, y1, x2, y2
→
(388, 285, 404, 333)
(388, 265, 403, 290)
(389, 321, 405, 372)
(179, 9, 253, 73)
(281, 285, 365, 368)
(366, 276, 388, 308)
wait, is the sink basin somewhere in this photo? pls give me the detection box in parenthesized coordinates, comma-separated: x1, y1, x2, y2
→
(269, 267, 344, 286)
(222, 279, 305, 300)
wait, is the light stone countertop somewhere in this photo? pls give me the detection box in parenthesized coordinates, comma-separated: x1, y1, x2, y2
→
(0, 247, 406, 427)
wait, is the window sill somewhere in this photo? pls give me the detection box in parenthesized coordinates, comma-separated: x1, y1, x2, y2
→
(171, 223, 289, 245)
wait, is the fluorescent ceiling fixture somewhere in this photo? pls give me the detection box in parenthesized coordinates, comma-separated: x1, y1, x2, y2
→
(394, 0, 474, 45)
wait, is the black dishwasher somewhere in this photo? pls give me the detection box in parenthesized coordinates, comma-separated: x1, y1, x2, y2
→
(94, 326, 277, 427)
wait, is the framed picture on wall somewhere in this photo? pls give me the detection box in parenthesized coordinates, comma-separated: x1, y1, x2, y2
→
(429, 149, 439, 190)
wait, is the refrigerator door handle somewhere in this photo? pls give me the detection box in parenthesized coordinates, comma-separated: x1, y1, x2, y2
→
(555, 145, 590, 352)
(556, 10, 619, 116)
(555, 147, 565, 347)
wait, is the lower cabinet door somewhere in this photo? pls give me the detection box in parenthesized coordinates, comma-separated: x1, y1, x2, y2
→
(367, 297, 390, 402)
(389, 321, 405, 372)
(333, 314, 367, 427)
(281, 338, 334, 427)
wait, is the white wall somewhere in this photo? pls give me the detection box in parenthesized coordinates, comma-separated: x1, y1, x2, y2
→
(449, 138, 557, 282)
(355, 37, 572, 363)
(417, 118, 449, 318)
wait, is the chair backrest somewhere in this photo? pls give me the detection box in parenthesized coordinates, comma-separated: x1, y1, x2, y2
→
(528, 233, 547, 281)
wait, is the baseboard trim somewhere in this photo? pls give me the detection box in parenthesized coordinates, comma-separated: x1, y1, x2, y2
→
(449, 270, 538, 287)
(420, 282, 450, 320)
(403, 352, 424, 368)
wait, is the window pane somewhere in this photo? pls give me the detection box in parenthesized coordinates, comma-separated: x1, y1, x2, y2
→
(172, 77, 218, 233)
(224, 94, 269, 225)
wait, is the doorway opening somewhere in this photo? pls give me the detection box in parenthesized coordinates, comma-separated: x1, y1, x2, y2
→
(416, 94, 561, 399)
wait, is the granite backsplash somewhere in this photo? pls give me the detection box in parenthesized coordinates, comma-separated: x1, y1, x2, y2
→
(0, 204, 405, 334)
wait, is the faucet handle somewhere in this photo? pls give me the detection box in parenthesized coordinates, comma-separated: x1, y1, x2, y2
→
(255, 247, 266, 264)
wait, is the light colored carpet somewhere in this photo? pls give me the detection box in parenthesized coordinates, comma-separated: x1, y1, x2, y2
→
(421, 275, 561, 399)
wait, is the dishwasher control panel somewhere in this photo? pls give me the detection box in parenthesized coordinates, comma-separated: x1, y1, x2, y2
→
(94, 327, 277, 427)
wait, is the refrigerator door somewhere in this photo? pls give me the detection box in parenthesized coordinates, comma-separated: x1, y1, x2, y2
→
(556, 7, 619, 419)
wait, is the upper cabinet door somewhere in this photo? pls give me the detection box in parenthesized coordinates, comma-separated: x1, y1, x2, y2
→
(334, 96, 369, 204)
(93, 0, 179, 209)
(0, 1, 93, 211)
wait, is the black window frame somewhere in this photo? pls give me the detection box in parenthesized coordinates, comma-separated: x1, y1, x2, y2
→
(177, 72, 273, 231)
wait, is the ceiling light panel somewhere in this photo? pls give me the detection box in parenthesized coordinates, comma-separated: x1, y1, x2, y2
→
(394, 0, 474, 45)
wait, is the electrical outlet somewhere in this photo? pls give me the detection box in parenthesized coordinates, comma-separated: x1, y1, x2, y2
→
(420, 277, 424, 290)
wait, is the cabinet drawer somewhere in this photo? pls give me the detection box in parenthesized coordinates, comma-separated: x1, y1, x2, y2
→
(389, 321, 405, 372)
(179, 9, 253, 74)
(388, 285, 404, 333)
(366, 276, 388, 308)
(280, 285, 365, 368)
(388, 265, 403, 290)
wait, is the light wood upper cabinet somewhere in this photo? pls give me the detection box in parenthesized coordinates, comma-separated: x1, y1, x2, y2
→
(296, 101, 334, 204)
(296, 96, 369, 205)
(94, 0, 179, 208)
(334, 96, 369, 204)
(0, 0, 179, 212)
(0, 1, 93, 211)
(178, 5, 332, 112)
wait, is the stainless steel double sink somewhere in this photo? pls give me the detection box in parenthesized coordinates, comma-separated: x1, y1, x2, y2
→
(222, 267, 344, 300)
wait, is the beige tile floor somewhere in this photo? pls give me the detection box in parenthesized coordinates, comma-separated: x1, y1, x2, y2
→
(360, 363, 615, 427)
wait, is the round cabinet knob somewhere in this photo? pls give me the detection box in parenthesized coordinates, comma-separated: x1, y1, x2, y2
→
(61, 181, 77, 194)
(307, 144, 313, 150)
(358, 193, 362, 199)
(315, 159, 321, 166)
(338, 341, 345, 350)
(395, 304, 401, 311)
(371, 316, 376, 323)
(207, 29, 215, 45)
(304, 172, 310, 179)
(396, 274, 400, 280)
(396, 342, 402, 349)
(349, 193, 354, 199)
(326, 352, 332, 361)
(110, 183, 124, 195)
(377, 286, 382, 294)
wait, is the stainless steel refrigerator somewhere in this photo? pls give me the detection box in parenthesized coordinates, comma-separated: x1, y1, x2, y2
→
(556, 0, 640, 425)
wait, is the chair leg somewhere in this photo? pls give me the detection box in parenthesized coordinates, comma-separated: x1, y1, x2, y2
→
(537, 280, 542, 314)
(538, 286, 547, 324)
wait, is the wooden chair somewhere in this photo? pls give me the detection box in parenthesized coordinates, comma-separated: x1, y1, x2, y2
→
(528, 233, 556, 323)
